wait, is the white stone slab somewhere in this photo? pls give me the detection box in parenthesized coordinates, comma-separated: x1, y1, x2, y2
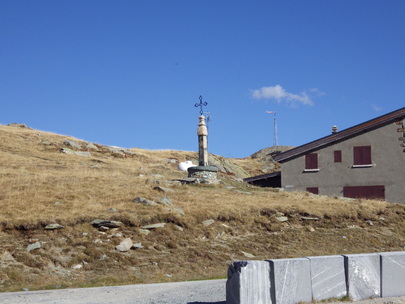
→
(308, 255, 347, 301)
(344, 253, 380, 300)
(380, 251, 405, 297)
(226, 260, 272, 304)
(268, 258, 312, 304)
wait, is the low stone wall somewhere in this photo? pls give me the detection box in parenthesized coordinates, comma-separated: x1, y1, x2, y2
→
(226, 251, 405, 304)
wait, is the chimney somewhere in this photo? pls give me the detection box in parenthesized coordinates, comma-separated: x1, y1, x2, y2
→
(331, 125, 338, 134)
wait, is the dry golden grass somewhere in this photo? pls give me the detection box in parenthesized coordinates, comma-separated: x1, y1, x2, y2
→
(1, 124, 405, 292)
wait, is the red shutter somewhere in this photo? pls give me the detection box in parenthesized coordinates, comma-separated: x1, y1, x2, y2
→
(305, 153, 318, 169)
(334, 150, 342, 163)
(343, 185, 385, 200)
(353, 146, 371, 165)
(306, 187, 319, 194)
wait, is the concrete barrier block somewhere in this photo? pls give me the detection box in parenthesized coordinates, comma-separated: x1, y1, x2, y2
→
(226, 260, 272, 304)
(380, 251, 405, 297)
(268, 258, 312, 304)
(308, 255, 347, 301)
(344, 253, 380, 300)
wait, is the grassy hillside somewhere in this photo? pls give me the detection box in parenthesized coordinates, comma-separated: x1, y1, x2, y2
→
(1, 124, 405, 292)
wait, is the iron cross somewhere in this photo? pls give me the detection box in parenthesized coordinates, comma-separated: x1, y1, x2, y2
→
(195, 95, 208, 115)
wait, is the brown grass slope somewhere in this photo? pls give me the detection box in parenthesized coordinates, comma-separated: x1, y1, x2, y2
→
(1, 124, 405, 292)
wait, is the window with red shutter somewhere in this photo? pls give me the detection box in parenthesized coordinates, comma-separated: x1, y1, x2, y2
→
(306, 187, 319, 194)
(353, 146, 372, 166)
(343, 185, 385, 200)
(305, 153, 318, 170)
(334, 150, 342, 163)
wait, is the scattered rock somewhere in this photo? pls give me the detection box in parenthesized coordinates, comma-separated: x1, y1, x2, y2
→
(275, 216, 288, 222)
(90, 219, 123, 228)
(366, 220, 374, 226)
(132, 243, 144, 249)
(63, 140, 82, 150)
(60, 148, 91, 157)
(138, 229, 150, 236)
(166, 158, 177, 164)
(157, 197, 174, 207)
(75, 151, 92, 157)
(7, 123, 30, 129)
(202, 219, 215, 227)
(72, 264, 83, 270)
(84, 142, 99, 150)
(54, 201, 63, 205)
(107, 208, 117, 212)
(301, 216, 320, 221)
(153, 186, 175, 193)
(26, 242, 41, 252)
(174, 225, 184, 232)
(98, 226, 109, 232)
(116, 238, 133, 252)
(307, 226, 316, 232)
(133, 197, 157, 206)
(99, 254, 107, 261)
(171, 207, 185, 216)
(44, 223, 64, 230)
(40, 140, 51, 145)
(241, 251, 255, 258)
(141, 223, 166, 229)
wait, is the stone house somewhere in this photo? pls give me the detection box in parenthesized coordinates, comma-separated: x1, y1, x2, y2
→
(248, 107, 405, 203)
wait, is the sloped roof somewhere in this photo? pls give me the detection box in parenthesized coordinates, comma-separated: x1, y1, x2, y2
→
(273, 107, 405, 163)
(244, 171, 281, 183)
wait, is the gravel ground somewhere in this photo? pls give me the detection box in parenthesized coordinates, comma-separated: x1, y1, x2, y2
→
(1, 280, 405, 304)
(0, 279, 226, 304)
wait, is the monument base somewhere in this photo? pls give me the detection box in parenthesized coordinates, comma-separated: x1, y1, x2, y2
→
(187, 166, 218, 181)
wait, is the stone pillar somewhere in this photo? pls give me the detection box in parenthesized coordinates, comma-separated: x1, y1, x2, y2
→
(198, 115, 208, 166)
(186, 115, 218, 182)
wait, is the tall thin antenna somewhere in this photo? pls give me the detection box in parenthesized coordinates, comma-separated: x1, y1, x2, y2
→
(266, 111, 278, 146)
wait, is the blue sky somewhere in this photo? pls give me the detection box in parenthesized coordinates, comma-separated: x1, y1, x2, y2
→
(1, 1, 404, 158)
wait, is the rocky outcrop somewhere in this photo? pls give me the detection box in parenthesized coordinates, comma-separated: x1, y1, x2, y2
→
(208, 154, 250, 178)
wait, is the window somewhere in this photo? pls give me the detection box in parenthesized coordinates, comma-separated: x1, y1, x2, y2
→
(343, 185, 385, 200)
(353, 146, 372, 166)
(334, 150, 342, 163)
(305, 153, 318, 171)
(306, 187, 319, 195)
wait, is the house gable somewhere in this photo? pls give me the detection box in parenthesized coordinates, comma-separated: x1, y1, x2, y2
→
(273, 107, 405, 164)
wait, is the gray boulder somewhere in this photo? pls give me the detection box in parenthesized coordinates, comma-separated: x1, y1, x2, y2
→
(26, 242, 41, 252)
(133, 197, 157, 206)
(45, 223, 64, 230)
(63, 140, 82, 150)
(90, 219, 123, 228)
(116, 238, 133, 252)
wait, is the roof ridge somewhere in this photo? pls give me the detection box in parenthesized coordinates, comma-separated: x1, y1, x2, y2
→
(273, 107, 405, 163)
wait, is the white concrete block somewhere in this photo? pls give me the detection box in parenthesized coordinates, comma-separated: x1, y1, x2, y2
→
(380, 251, 405, 297)
(226, 260, 272, 304)
(344, 253, 380, 300)
(308, 255, 347, 301)
(269, 258, 312, 304)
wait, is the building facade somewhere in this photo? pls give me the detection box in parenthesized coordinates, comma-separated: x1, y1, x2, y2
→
(266, 108, 405, 204)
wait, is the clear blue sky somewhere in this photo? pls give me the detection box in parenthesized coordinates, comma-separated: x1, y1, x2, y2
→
(1, 1, 404, 158)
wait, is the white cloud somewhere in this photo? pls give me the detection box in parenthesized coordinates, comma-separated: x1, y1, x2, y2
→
(251, 84, 314, 106)
(371, 104, 383, 112)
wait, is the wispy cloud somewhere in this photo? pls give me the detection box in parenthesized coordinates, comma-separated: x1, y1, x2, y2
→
(251, 84, 318, 106)
(371, 104, 383, 112)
